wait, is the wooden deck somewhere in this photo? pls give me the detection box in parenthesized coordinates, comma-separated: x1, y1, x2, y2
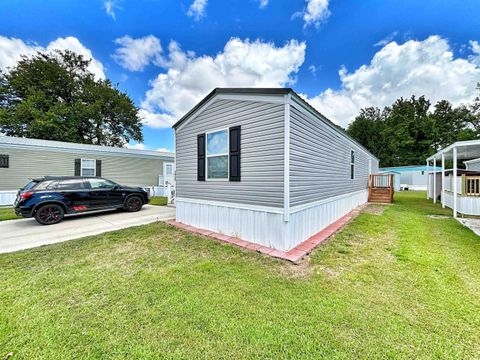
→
(369, 174, 394, 203)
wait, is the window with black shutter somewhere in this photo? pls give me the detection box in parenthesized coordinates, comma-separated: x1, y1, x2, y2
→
(229, 126, 241, 181)
(197, 134, 206, 181)
(0, 154, 9, 168)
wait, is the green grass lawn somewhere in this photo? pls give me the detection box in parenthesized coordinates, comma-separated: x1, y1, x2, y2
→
(149, 196, 168, 206)
(0, 207, 19, 222)
(1, 192, 479, 358)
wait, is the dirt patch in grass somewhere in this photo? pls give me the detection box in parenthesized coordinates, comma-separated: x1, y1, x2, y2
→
(427, 215, 450, 219)
(278, 258, 313, 279)
(363, 204, 388, 216)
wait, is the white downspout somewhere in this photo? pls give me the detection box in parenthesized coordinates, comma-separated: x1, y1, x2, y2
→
(453, 147, 457, 218)
(433, 157, 437, 203)
(283, 93, 291, 222)
(441, 153, 445, 208)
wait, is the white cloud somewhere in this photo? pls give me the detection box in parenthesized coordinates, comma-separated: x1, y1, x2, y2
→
(307, 36, 480, 127)
(113, 35, 163, 71)
(156, 147, 173, 153)
(126, 143, 146, 150)
(309, 65, 317, 76)
(295, 0, 330, 28)
(257, 0, 269, 8)
(187, 0, 208, 20)
(0, 35, 105, 79)
(469, 40, 480, 66)
(104, 0, 120, 19)
(139, 37, 306, 128)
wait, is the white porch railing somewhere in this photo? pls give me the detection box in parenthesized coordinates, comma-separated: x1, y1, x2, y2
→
(0, 191, 17, 206)
(143, 185, 176, 204)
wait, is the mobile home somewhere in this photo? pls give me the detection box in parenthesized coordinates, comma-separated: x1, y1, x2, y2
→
(379, 165, 441, 191)
(0, 136, 175, 205)
(173, 88, 379, 251)
(427, 140, 480, 217)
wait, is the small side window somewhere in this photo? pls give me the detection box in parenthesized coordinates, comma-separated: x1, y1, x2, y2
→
(350, 150, 355, 180)
(57, 179, 86, 190)
(0, 154, 9, 168)
(87, 178, 115, 189)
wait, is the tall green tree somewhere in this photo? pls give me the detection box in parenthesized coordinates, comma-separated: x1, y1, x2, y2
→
(0, 50, 142, 146)
(347, 94, 478, 167)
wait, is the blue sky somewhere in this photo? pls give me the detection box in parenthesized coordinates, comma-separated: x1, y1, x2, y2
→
(1, 0, 480, 152)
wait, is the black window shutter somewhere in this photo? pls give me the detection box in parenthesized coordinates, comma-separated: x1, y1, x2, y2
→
(0, 154, 9, 168)
(74, 159, 81, 176)
(229, 126, 241, 181)
(96, 160, 102, 177)
(197, 134, 206, 181)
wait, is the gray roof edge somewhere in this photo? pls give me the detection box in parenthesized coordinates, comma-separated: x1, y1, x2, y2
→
(0, 136, 175, 159)
(172, 88, 291, 129)
(172, 87, 378, 161)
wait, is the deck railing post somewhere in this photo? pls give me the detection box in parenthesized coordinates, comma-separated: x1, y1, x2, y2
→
(441, 153, 445, 208)
(426, 160, 430, 199)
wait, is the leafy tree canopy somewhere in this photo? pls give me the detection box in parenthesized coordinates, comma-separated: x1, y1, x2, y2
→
(347, 90, 479, 167)
(0, 50, 143, 146)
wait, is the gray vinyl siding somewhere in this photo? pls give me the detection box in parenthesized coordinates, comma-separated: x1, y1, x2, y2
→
(289, 102, 379, 207)
(0, 147, 167, 190)
(175, 98, 285, 208)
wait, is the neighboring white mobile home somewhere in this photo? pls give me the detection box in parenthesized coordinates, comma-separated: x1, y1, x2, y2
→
(379, 165, 441, 191)
(0, 136, 175, 204)
(427, 141, 480, 217)
(173, 88, 379, 252)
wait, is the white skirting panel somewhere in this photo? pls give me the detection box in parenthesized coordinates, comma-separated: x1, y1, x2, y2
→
(176, 198, 285, 249)
(287, 190, 368, 249)
(0, 191, 16, 206)
(176, 189, 369, 252)
(444, 191, 480, 215)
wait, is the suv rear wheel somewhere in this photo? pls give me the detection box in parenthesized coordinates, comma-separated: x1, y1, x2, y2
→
(125, 196, 143, 212)
(35, 204, 65, 225)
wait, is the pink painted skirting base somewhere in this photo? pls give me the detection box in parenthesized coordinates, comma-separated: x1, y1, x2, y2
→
(166, 208, 361, 263)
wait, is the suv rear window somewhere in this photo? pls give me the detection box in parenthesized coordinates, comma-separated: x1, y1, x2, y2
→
(35, 180, 59, 190)
(22, 180, 39, 191)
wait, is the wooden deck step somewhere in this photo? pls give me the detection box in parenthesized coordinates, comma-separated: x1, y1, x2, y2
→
(368, 174, 394, 203)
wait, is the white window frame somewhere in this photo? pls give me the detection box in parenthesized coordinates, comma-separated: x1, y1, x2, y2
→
(350, 150, 355, 180)
(206, 128, 229, 181)
(81, 158, 96, 177)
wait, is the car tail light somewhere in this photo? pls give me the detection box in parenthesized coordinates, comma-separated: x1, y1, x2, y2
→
(20, 191, 33, 199)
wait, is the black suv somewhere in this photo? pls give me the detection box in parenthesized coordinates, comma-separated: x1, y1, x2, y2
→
(14, 176, 150, 225)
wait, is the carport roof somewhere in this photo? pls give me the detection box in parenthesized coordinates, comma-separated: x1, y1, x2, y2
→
(427, 140, 480, 161)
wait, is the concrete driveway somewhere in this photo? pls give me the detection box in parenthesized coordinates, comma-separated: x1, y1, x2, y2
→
(0, 205, 175, 254)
